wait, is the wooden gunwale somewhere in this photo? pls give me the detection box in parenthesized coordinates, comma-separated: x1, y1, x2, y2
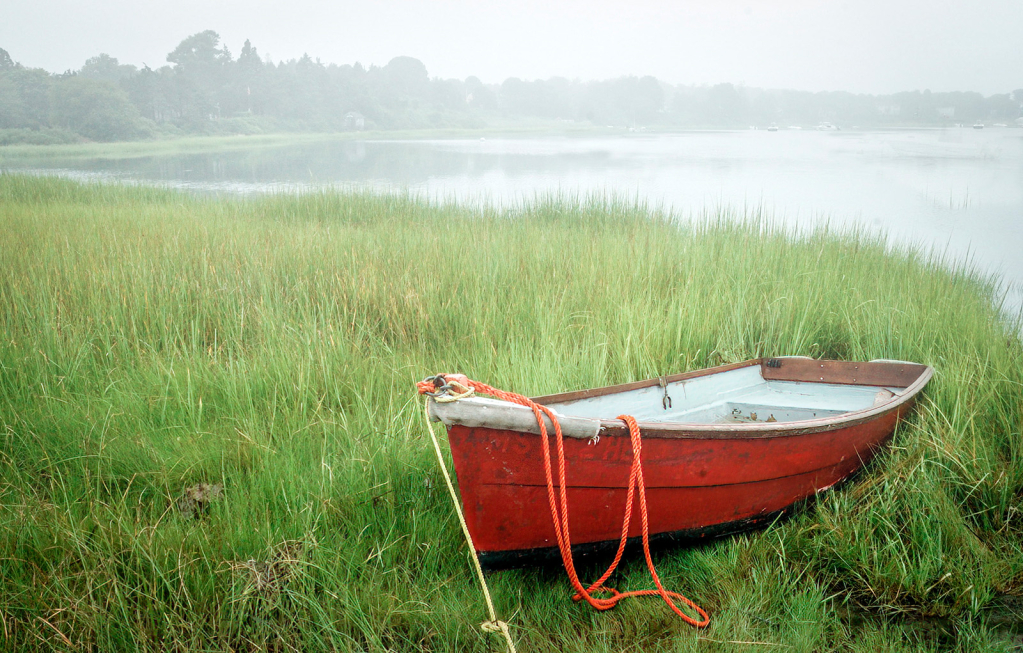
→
(596, 360, 933, 440)
(532, 359, 760, 404)
(431, 359, 934, 441)
(593, 380, 928, 440)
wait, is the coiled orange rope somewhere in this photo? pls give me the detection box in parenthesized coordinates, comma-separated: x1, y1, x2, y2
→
(418, 374, 709, 628)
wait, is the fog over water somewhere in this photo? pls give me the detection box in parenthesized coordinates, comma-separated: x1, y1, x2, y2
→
(4, 1, 1022, 313)
(14, 128, 1023, 315)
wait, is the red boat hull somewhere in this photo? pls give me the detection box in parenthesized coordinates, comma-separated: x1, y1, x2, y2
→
(447, 402, 913, 569)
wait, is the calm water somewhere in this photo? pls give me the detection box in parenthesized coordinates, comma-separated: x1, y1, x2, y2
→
(10, 128, 1023, 314)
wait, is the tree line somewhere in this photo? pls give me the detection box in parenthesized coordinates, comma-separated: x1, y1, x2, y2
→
(2, 31, 1021, 144)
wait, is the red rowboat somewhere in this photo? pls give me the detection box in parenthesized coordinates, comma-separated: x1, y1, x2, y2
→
(427, 357, 933, 569)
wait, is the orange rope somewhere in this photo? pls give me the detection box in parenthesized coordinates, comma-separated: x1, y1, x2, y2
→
(418, 374, 709, 628)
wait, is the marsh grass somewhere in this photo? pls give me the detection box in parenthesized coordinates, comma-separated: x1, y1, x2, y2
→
(0, 124, 603, 165)
(1, 174, 1022, 651)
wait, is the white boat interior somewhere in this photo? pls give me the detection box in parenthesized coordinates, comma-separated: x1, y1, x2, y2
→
(546, 365, 904, 425)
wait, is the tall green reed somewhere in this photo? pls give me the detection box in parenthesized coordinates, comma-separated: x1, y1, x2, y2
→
(1, 173, 1021, 651)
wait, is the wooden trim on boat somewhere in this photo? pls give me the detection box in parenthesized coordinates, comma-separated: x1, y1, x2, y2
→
(759, 357, 929, 387)
(596, 362, 933, 440)
(531, 360, 759, 404)
(429, 359, 934, 441)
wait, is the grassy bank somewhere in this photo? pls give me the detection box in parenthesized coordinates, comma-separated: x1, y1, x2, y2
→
(0, 123, 611, 164)
(1, 174, 1022, 651)
(0, 132, 356, 163)
(2, 125, 1008, 165)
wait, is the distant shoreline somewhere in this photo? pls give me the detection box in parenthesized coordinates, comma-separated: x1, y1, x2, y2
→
(2, 123, 1018, 163)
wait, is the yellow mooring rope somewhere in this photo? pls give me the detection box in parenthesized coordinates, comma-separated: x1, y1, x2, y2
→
(422, 400, 517, 653)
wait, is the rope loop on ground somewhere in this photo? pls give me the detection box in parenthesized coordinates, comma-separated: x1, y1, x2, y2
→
(419, 374, 710, 629)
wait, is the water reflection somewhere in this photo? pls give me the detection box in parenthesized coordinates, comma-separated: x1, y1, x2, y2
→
(7, 129, 1022, 314)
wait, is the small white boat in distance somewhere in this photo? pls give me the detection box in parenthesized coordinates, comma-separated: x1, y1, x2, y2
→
(816, 122, 839, 131)
(767, 123, 779, 132)
(973, 123, 984, 129)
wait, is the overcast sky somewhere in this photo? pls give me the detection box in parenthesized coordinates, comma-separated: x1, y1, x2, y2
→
(2, 0, 1021, 95)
